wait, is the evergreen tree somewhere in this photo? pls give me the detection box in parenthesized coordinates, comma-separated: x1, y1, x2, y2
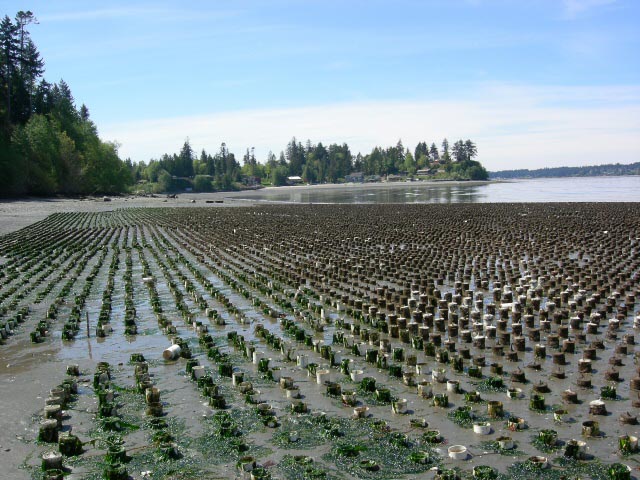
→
(79, 104, 89, 121)
(32, 79, 52, 115)
(178, 140, 194, 177)
(285, 137, 305, 176)
(452, 140, 464, 162)
(0, 15, 19, 127)
(414, 141, 429, 167)
(430, 143, 439, 161)
(353, 153, 363, 172)
(441, 138, 450, 163)
(464, 139, 477, 161)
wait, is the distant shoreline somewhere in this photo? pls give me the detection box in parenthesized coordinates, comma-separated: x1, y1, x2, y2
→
(224, 178, 500, 196)
(489, 161, 640, 179)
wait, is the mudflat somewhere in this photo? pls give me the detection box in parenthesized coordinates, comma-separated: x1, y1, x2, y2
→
(0, 200, 638, 480)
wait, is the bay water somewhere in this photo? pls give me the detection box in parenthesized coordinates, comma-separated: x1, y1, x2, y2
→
(232, 176, 640, 204)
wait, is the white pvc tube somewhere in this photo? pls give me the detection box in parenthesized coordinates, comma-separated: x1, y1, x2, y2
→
(163, 344, 181, 360)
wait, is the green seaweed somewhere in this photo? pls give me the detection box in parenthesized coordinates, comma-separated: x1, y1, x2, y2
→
(475, 376, 507, 393)
(508, 457, 613, 480)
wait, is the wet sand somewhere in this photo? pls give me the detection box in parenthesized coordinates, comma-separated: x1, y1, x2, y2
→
(0, 180, 495, 235)
(0, 194, 232, 236)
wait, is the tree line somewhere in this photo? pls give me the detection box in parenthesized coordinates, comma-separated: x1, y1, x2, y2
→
(131, 141, 243, 193)
(135, 136, 487, 191)
(490, 162, 640, 179)
(0, 12, 132, 196)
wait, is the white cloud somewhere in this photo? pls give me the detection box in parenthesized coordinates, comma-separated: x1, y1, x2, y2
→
(562, 0, 616, 18)
(40, 7, 149, 22)
(101, 84, 640, 171)
(39, 6, 239, 23)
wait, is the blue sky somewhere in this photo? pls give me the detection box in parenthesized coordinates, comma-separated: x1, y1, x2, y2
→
(2, 0, 639, 169)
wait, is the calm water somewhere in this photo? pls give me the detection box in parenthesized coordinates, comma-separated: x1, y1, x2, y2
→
(232, 176, 640, 204)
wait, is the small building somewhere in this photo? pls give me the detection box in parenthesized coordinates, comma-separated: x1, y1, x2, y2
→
(386, 174, 405, 182)
(345, 172, 364, 183)
(241, 175, 261, 186)
(287, 176, 304, 185)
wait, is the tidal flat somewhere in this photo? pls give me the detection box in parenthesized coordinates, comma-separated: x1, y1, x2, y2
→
(0, 202, 639, 480)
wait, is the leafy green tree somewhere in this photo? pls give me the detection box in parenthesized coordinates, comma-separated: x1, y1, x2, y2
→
(367, 147, 384, 175)
(302, 162, 317, 184)
(404, 151, 416, 175)
(193, 174, 213, 192)
(157, 169, 172, 192)
(271, 165, 289, 186)
(416, 153, 429, 169)
(145, 161, 162, 182)
(56, 129, 83, 192)
(193, 157, 206, 175)
(11, 114, 61, 194)
(466, 164, 488, 180)
(83, 140, 131, 193)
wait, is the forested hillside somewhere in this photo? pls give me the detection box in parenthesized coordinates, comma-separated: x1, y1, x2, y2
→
(490, 162, 640, 179)
(0, 12, 132, 196)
